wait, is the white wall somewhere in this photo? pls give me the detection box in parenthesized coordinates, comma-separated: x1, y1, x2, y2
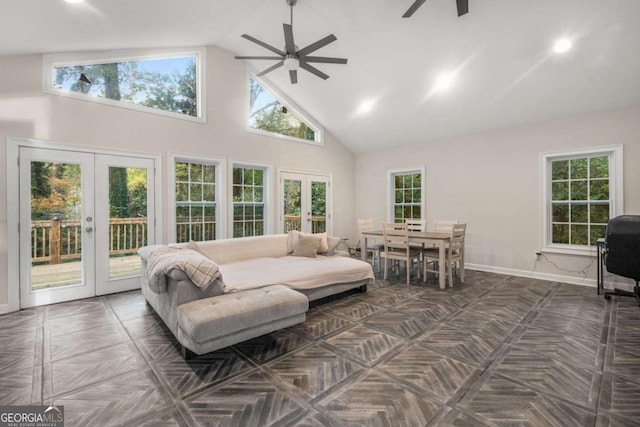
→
(0, 46, 357, 307)
(355, 107, 640, 285)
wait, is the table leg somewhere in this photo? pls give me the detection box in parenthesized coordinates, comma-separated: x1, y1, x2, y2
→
(361, 235, 367, 261)
(438, 241, 446, 289)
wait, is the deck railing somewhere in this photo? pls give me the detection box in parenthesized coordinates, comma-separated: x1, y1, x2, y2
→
(31, 218, 147, 264)
(32, 215, 327, 263)
(284, 215, 327, 234)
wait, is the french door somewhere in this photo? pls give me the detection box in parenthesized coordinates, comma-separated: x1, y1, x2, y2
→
(280, 172, 331, 234)
(19, 147, 156, 308)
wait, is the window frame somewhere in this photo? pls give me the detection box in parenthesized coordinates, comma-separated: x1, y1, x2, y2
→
(387, 166, 426, 223)
(245, 70, 323, 146)
(228, 161, 272, 238)
(168, 154, 226, 243)
(540, 145, 624, 256)
(43, 47, 207, 123)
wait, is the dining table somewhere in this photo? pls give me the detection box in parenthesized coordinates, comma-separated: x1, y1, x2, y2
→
(361, 230, 453, 290)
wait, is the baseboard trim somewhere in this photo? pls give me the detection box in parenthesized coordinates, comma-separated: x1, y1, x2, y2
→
(466, 263, 636, 292)
(0, 304, 9, 315)
(465, 263, 597, 287)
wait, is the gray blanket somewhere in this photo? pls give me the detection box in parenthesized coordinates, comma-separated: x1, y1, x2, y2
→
(147, 246, 222, 293)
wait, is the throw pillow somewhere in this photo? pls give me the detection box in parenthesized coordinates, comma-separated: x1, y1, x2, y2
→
(292, 236, 321, 257)
(313, 232, 329, 253)
(287, 230, 301, 254)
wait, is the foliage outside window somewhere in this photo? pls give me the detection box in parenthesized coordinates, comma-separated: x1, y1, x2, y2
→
(391, 171, 423, 222)
(283, 177, 328, 234)
(310, 181, 327, 233)
(175, 161, 216, 242)
(30, 162, 147, 261)
(249, 78, 318, 143)
(45, 50, 202, 120)
(549, 155, 610, 247)
(233, 167, 266, 238)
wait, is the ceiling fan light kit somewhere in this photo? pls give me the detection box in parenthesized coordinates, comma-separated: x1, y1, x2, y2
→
(234, 0, 347, 84)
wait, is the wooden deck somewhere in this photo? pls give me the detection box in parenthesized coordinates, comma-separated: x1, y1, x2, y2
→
(31, 255, 141, 290)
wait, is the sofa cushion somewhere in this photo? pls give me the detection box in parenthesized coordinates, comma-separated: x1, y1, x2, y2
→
(198, 234, 288, 265)
(177, 285, 308, 344)
(186, 240, 205, 255)
(220, 255, 374, 293)
(292, 236, 321, 257)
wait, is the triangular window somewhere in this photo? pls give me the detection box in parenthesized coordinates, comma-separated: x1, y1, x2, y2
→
(248, 78, 321, 144)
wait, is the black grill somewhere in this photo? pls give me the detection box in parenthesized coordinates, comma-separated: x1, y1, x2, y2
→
(603, 215, 640, 305)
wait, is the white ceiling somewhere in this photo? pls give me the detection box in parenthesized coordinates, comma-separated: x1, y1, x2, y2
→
(2, 0, 640, 152)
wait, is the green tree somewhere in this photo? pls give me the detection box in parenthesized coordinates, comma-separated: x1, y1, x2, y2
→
(249, 79, 315, 141)
(31, 163, 81, 220)
(127, 168, 147, 217)
(109, 167, 129, 218)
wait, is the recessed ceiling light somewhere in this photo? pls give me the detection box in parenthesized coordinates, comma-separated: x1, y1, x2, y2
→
(433, 72, 455, 92)
(553, 38, 572, 53)
(65, 0, 84, 4)
(357, 99, 376, 115)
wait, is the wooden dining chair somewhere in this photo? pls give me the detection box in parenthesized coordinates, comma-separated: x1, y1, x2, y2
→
(357, 218, 384, 272)
(382, 222, 422, 284)
(423, 223, 466, 287)
(433, 219, 458, 233)
(406, 218, 427, 252)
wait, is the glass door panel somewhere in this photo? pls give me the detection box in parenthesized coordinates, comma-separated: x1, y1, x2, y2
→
(95, 155, 155, 295)
(19, 148, 95, 308)
(280, 172, 331, 234)
(107, 166, 148, 279)
(283, 177, 302, 232)
(310, 179, 328, 233)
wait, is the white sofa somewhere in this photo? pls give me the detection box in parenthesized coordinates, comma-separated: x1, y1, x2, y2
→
(139, 233, 374, 358)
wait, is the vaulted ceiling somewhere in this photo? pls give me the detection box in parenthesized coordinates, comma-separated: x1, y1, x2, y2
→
(2, 0, 639, 152)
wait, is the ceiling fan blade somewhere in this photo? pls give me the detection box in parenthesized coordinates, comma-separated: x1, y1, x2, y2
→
(241, 34, 285, 56)
(256, 61, 284, 76)
(456, 0, 469, 16)
(297, 34, 337, 57)
(235, 56, 284, 60)
(299, 62, 329, 80)
(402, 0, 427, 18)
(303, 56, 348, 64)
(289, 70, 298, 84)
(283, 24, 296, 55)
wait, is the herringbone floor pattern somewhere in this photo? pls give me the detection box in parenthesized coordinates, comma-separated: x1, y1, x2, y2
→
(1, 269, 639, 426)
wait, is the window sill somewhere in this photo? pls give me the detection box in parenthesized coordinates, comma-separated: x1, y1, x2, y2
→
(541, 246, 598, 257)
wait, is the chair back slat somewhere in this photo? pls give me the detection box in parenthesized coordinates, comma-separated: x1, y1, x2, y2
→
(405, 219, 426, 232)
(434, 219, 458, 233)
(383, 222, 410, 257)
(449, 223, 466, 256)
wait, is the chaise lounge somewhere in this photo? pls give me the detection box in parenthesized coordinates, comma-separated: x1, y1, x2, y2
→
(139, 232, 374, 358)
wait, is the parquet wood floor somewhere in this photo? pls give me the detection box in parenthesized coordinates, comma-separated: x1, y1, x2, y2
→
(1, 269, 637, 426)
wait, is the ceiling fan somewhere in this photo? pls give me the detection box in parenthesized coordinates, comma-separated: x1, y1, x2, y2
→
(403, 0, 469, 18)
(234, 0, 347, 84)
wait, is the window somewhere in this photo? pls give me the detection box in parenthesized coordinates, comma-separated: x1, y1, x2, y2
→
(232, 165, 267, 238)
(542, 146, 623, 253)
(389, 168, 425, 222)
(173, 159, 220, 242)
(43, 48, 205, 121)
(247, 76, 322, 145)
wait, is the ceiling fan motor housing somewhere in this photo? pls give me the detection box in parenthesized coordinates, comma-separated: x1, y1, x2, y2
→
(284, 55, 299, 70)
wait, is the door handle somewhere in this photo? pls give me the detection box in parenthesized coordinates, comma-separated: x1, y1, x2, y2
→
(86, 227, 93, 232)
